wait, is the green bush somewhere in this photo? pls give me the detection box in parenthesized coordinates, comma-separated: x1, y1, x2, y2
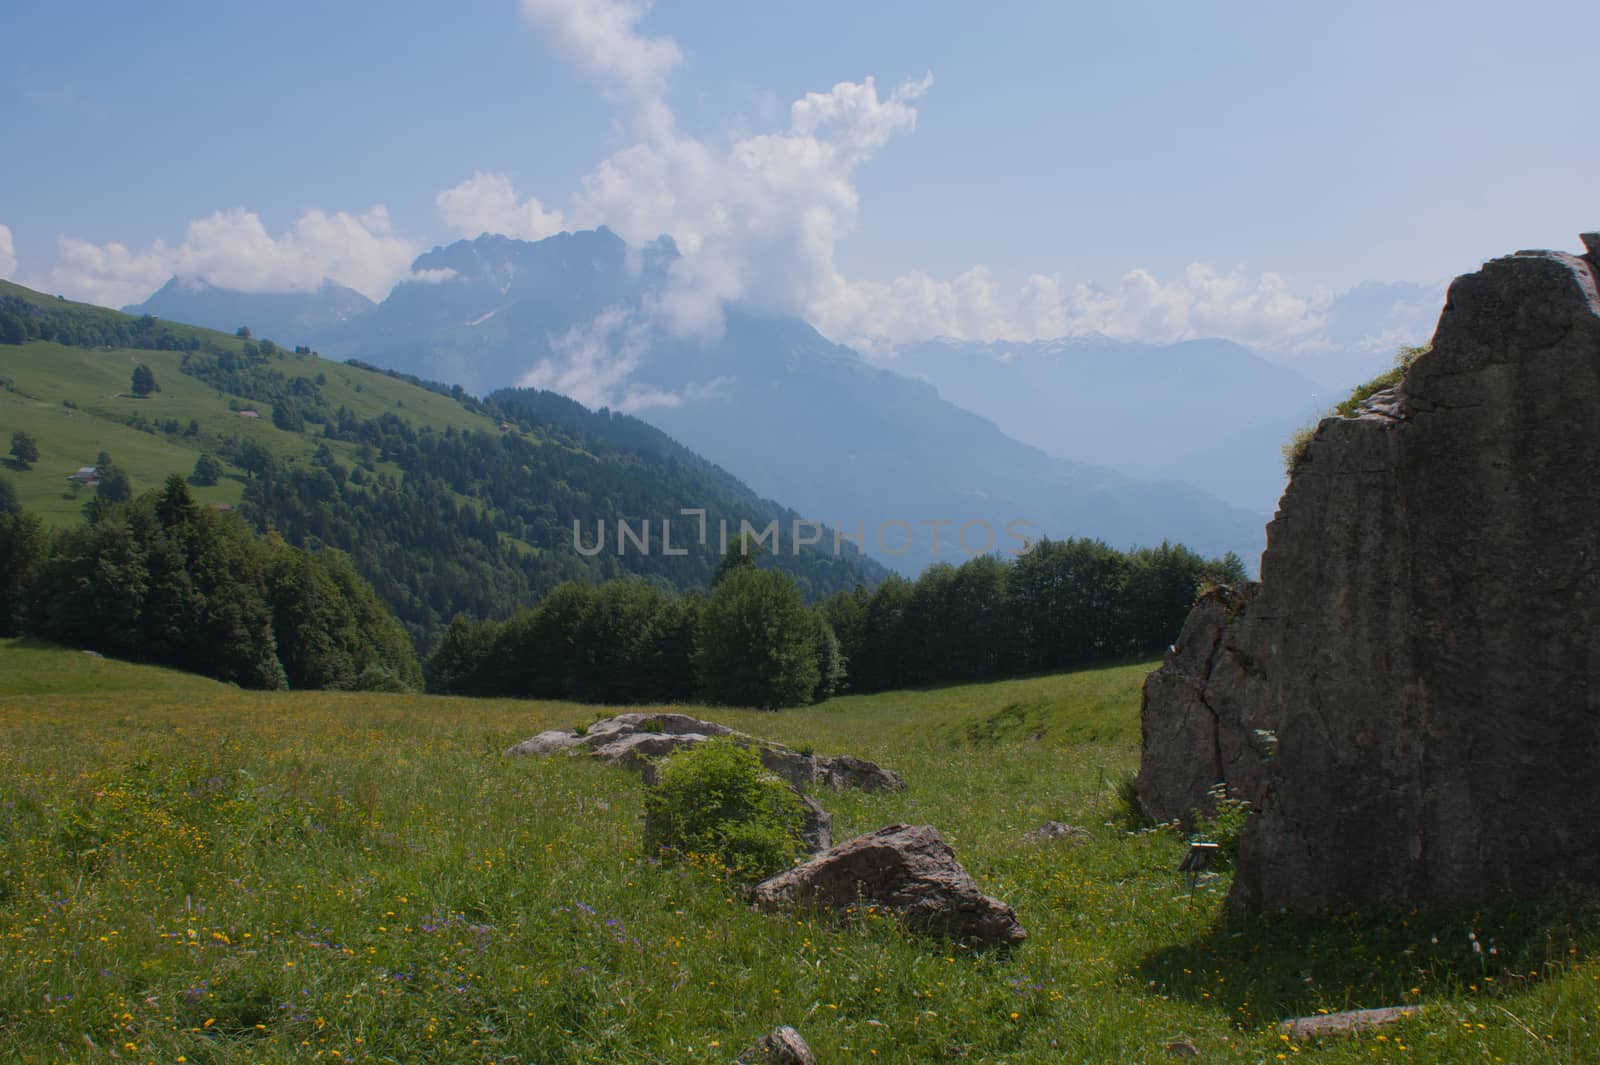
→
(1109, 770, 1153, 830)
(642, 737, 804, 882)
(1191, 782, 1250, 870)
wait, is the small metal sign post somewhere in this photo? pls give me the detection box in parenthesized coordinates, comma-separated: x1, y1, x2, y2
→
(1178, 841, 1219, 904)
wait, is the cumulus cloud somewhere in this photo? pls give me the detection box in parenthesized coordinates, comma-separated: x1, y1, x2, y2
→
(567, 73, 932, 336)
(811, 261, 1342, 357)
(1059, 264, 1329, 348)
(39, 206, 422, 308)
(0, 224, 16, 280)
(808, 261, 1328, 355)
(503, 2, 1363, 365)
(438, 171, 566, 241)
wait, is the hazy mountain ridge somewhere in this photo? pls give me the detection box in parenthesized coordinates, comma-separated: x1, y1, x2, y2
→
(885, 334, 1331, 514)
(127, 277, 376, 349)
(118, 229, 1309, 571)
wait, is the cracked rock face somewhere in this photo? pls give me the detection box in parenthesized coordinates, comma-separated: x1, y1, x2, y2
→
(1139, 234, 1600, 912)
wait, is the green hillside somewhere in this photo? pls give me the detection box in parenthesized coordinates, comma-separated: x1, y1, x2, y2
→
(0, 280, 882, 646)
(0, 636, 233, 696)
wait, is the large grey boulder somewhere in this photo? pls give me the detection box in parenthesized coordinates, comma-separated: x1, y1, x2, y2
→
(751, 824, 1025, 947)
(506, 712, 904, 794)
(1138, 234, 1600, 911)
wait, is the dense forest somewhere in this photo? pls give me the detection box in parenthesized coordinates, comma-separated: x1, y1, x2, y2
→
(0, 476, 421, 690)
(427, 537, 1243, 707)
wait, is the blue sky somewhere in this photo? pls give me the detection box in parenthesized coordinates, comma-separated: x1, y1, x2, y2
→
(2, 0, 1596, 351)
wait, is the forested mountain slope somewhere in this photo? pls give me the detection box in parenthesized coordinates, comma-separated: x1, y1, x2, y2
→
(0, 280, 883, 647)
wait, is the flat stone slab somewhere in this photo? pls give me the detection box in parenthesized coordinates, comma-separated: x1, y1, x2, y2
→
(1279, 1005, 1419, 1039)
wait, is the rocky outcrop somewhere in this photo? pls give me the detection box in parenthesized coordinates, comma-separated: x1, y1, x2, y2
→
(1139, 234, 1600, 911)
(506, 712, 904, 793)
(751, 824, 1026, 947)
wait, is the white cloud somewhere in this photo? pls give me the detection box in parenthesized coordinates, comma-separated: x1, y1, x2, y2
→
(506, 2, 1357, 364)
(1060, 264, 1329, 349)
(39, 206, 422, 308)
(520, 0, 681, 138)
(437, 171, 566, 241)
(811, 261, 1338, 356)
(566, 73, 932, 337)
(0, 224, 16, 280)
(516, 308, 680, 412)
(39, 237, 171, 309)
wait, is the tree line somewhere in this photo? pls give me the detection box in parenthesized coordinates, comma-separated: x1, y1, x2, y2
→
(426, 537, 1242, 708)
(823, 538, 1244, 693)
(0, 294, 213, 352)
(0, 476, 421, 691)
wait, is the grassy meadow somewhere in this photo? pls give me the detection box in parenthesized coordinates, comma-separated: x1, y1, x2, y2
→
(1, 638, 1598, 1063)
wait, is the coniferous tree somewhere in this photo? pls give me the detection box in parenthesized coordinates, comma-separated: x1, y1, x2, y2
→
(130, 363, 159, 396)
(190, 452, 223, 486)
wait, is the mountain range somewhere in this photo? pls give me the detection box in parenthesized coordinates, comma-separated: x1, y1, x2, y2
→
(125, 228, 1339, 571)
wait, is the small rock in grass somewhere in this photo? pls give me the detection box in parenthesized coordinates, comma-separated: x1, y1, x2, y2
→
(1025, 821, 1091, 843)
(736, 1025, 816, 1064)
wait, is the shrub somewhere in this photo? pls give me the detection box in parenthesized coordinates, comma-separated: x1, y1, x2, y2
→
(1281, 422, 1317, 474)
(642, 737, 804, 882)
(1109, 770, 1153, 831)
(1191, 782, 1250, 870)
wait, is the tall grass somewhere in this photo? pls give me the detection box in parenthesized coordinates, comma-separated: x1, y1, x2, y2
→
(1, 640, 1596, 1063)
